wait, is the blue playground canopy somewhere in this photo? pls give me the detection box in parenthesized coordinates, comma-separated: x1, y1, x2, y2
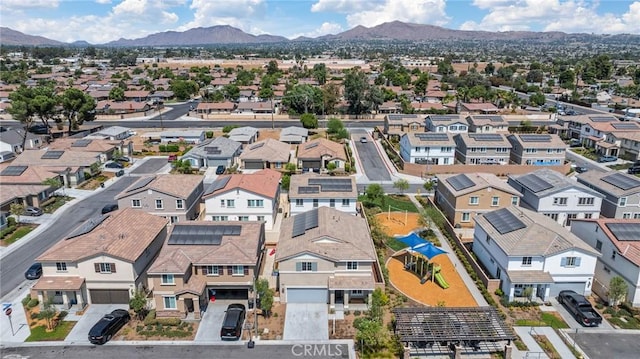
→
(397, 232, 447, 260)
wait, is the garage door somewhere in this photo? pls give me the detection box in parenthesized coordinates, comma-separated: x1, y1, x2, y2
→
(549, 282, 586, 297)
(244, 161, 264, 170)
(286, 288, 327, 303)
(207, 159, 228, 168)
(90, 289, 130, 304)
(302, 160, 321, 170)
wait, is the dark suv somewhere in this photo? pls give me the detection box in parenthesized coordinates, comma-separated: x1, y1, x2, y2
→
(628, 166, 640, 175)
(215, 165, 225, 175)
(88, 309, 130, 344)
(220, 303, 246, 340)
(101, 203, 119, 214)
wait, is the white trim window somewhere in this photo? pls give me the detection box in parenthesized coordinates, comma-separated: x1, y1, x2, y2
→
(163, 296, 177, 310)
(98, 263, 112, 273)
(521, 257, 532, 266)
(461, 212, 470, 222)
(491, 196, 499, 206)
(56, 262, 67, 272)
(342, 199, 350, 206)
(232, 265, 244, 276)
(346, 261, 358, 270)
(295, 199, 303, 207)
(132, 199, 141, 208)
(205, 265, 220, 276)
(155, 199, 163, 209)
(578, 197, 594, 206)
(226, 199, 235, 208)
(511, 196, 519, 205)
(247, 199, 264, 208)
(176, 199, 184, 209)
(161, 274, 175, 285)
(469, 196, 479, 205)
(553, 197, 567, 206)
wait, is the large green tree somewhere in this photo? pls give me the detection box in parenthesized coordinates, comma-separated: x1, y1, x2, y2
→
(312, 63, 328, 85)
(343, 67, 368, 115)
(61, 88, 96, 135)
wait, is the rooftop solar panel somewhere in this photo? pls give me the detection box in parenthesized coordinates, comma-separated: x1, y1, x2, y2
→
(168, 224, 242, 245)
(292, 208, 319, 237)
(41, 150, 64, 159)
(204, 146, 221, 154)
(203, 176, 231, 196)
(446, 174, 475, 191)
(0, 165, 28, 176)
(611, 122, 639, 130)
(428, 115, 458, 122)
(71, 139, 92, 147)
(517, 174, 554, 193)
(249, 142, 264, 150)
(298, 186, 320, 194)
(602, 172, 640, 191)
(520, 134, 552, 142)
(605, 223, 640, 241)
(589, 116, 616, 122)
(476, 115, 504, 122)
(388, 114, 418, 121)
(304, 142, 319, 150)
(67, 215, 108, 239)
(414, 133, 449, 141)
(469, 134, 503, 142)
(484, 208, 526, 235)
(126, 176, 156, 193)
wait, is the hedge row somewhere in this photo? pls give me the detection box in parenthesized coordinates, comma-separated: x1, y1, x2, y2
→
(159, 144, 180, 152)
(143, 310, 182, 326)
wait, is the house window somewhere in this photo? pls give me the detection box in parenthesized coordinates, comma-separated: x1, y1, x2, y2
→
(257, 216, 265, 221)
(226, 199, 235, 208)
(596, 240, 602, 251)
(132, 199, 141, 208)
(522, 257, 532, 266)
(620, 197, 627, 206)
(584, 213, 592, 219)
(313, 199, 318, 208)
(634, 213, 640, 219)
(155, 199, 163, 209)
(549, 213, 559, 221)
(566, 213, 577, 226)
(491, 197, 499, 206)
(161, 274, 175, 285)
(496, 148, 508, 153)
(205, 266, 220, 276)
(220, 199, 225, 207)
(56, 262, 67, 271)
(98, 263, 112, 273)
(623, 213, 631, 219)
(170, 216, 178, 224)
(176, 199, 184, 209)
(347, 261, 358, 270)
(163, 296, 177, 310)
(211, 215, 228, 221)
(578, 197, 594, 205)
(351, 290, 363, 296)
(553, 197, 567, 206)
(298, 262, 315, 272)
(275, 162, 282, 169)
(295, 199, 303, 207)
(461, 212, 470, 222)
(329, 199, 336, 207)
(511, 196, 519, 205)
(232, 265, 244, 276)
(441, 147, 452, 152)
(469, 196, 479, 205)
(342, 199, 350, 206)
(562, 257, 580, 267)
(612, 251, 616, 260)
(248, 199, 264, 208)
(238, 216, 249, 221)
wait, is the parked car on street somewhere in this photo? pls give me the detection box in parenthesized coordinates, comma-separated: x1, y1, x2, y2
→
(168, 154, 177, 162)
(24, 206, 43, 216)
(628, 166, 640, 175)
(575, 166, 589, 173)
(220, 303, 246, 340)
(597, 155, 618, 163)
(557, 290, 602, 327)
(105, 161, 124, 169)
(115, 169, 125, 177)
(24, 263, 42, 280)
(88, 309, 130, 344)
(360, 136, 368, 143)
(101, 203, 119, 214)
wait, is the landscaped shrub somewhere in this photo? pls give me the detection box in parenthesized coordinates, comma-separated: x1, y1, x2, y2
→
(143, 310, 156, 325)
(7, 217, 16, 227)
(22, 295, 31, 306)
(30, 312, 39, 320)
(58, 311, 68, 320)
(156, 317, 181, 326)
(354, 310, 362, 316)
(205, 131, 214, 138)
(495, 288, 504, 296)
(0, 226, 17, 238)
(27, 298, 39, 308)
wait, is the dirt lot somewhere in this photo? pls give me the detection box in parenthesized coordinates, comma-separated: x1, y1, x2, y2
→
(247, 302, 285, 340)
(376, 212, 478, 307)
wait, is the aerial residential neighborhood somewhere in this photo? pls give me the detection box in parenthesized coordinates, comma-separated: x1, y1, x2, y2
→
(1, 2, 640, 359)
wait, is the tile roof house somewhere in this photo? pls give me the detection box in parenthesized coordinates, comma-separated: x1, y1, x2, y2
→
(399, 132, 456, 165)
(116, 174, 205, 223)
(473, 206, 599, 302)
(508, 169, 603, 227)
(571, 219, 640, 306)
(279, 126, 309, 144)
(296, 138, 347, 173)
(158, 130, 206, 144)
(195, 101, 236, 114)
(276, 207, 385, 309)
(180, 137, 242, 169)
(424, 114, 469, 134)
(288, 174, 357, 216)
(506, 134, 567, 166)
(576, 171, 640, 219)
(453, 133, 512, 165)
(461, 102, 499, 114)
(383, 114, 423, 139)
(466, 115, 509, 133)
(47, 137, 133, 161)
(435, 173, 521, 229)
(32, 208, 168, 308)
(84, 126, 132, 141)
(239, 138, 291, 172)
(202, 169, 282, 230)
(146, 221, 265, 319)
(228, 126, 259, 144)
(10, 149, 101, 186)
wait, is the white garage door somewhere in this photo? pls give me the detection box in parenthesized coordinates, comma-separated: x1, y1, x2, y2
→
(286, 288, 327, 303)
(549, 282, 586, 297)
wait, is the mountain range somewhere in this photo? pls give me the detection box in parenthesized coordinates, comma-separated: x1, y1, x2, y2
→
(1, 21, 638, 47)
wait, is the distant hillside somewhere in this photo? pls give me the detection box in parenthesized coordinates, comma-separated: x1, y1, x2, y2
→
(0, 27, 64, 46)
(105, 25, 289, 46)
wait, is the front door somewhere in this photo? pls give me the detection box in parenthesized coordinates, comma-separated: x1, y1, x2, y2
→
(185, 298, 194, 312)
(335, 290, 344, 304)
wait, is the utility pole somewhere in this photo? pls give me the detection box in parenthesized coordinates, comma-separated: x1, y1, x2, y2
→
(270, 97, 274, 130)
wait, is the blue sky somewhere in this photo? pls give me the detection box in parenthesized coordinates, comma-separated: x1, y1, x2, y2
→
(2, 0, 639, 44)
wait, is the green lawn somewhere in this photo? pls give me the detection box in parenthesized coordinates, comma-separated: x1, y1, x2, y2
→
(387, 237, 407, 251)
(43, 196, 74, 214)
(515, 312, 569, 329)
(26, 321, 76, 341)
(2, 226, 36, 245)
(608, 163, 632, 170)
(358, 195, 419, 213)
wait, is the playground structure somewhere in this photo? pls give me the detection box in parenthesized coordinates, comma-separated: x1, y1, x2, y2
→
(402, 252, 449, 289)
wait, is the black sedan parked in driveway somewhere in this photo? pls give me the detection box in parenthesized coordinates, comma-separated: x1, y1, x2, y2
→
(88, 309, 130, 344)
(24, 263, 42, 280)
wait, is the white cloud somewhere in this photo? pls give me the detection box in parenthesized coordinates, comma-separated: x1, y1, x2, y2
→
(310, 0, 385, 13)
(344, 0, 450, 28)
(2, 0, 59, 8)
(178, 0, 266, 32)
(95, 0, 112, 4)
(289, 22, 344, 39)
(462, 0, 640, 34)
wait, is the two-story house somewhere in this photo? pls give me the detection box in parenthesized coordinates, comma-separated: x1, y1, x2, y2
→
(453, 133, 512, 165)
(31, 208, 167, 308)
(466, 115, 509, 133)
(473, 206, 599, 302)
(146, 221, 265, 319)
(577, 171, 640, 219)
(399, 132, 456, 165)
(424, 114, 469, 134)
(276, 207, 385, 309)
(239, 138, 291, 172)
(435, 173, 521, 228)
(506, 134, 567, 166)
(296, 138, 347, 173)
(383, 114, 422, 139)
(180, 137, 242, 170)
(571, 219, 640, 307)
(564, 115, 617, 147)
(116, 174, 204, 223)
(607, 131, 640, 161)
(508, 169, 603, 227)
(202, 169, 281, 230)
(288, 174, 357, 216)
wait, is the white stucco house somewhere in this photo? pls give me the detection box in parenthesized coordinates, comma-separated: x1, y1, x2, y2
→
(472, 206, 600, 302)
(288, 174, 357, 216)
(399, 132, 455, 165)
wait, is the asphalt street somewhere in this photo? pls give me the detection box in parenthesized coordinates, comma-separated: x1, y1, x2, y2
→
(350, 129, 391, 181)
(568, 330, 640, 359)
(0, 177, 138, 298)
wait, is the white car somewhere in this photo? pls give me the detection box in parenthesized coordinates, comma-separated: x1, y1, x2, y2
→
(360, 136, 368, 143)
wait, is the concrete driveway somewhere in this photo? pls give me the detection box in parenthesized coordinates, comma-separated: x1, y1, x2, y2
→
(283, 303, 328, 340)
(569, 329, 640, 359)
(129, 158, 171, 175)
(195, 300, 243, 342)
(65, 304, 128, 344)
(550, 297, 613, 329)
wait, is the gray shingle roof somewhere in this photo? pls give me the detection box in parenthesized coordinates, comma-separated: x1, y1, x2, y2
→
(509, 169, 604, 199)
(182, 137, 242, 159)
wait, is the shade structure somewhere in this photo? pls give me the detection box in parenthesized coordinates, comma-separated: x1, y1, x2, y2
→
(397, 232, 447, 260)
(397, 232, 425, 248)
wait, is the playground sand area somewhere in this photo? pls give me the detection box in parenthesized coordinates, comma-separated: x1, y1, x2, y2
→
(376, 212, 478, 307)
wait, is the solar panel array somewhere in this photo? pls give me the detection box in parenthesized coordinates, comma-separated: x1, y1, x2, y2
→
(517, 174, 553, 193)
(67, 215, 108, 239)
(304, 142, 319, 150)
(249, 142, 264, 150)
(428, 115, 457, 122)
(298, 186, 320, 194)
(476, 115, 504, 122)
(602, 172, 640, 190)
(0, 165, 28, 176)
(126, 176, 156, 193)
(71, 139, 92, 147)
(168, 224, 242, 245)
(484, 208, 526, 235)
(388, 114, 417, 121)
(204, 146, 221, 154)
(446, 174, 475, 191)
(611, 122, 639, 130)
(414, 133, 449, 141)
(307, 178, 353, 192)
(203, 176, 231, 196)
(606, 223, 640, 242)
(41, 150, 64, 159)
(589, 116, 616, 122)
(469, 134, 503, 142)
(292, 208, 320, 237)
(520, 134, 552, 142)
